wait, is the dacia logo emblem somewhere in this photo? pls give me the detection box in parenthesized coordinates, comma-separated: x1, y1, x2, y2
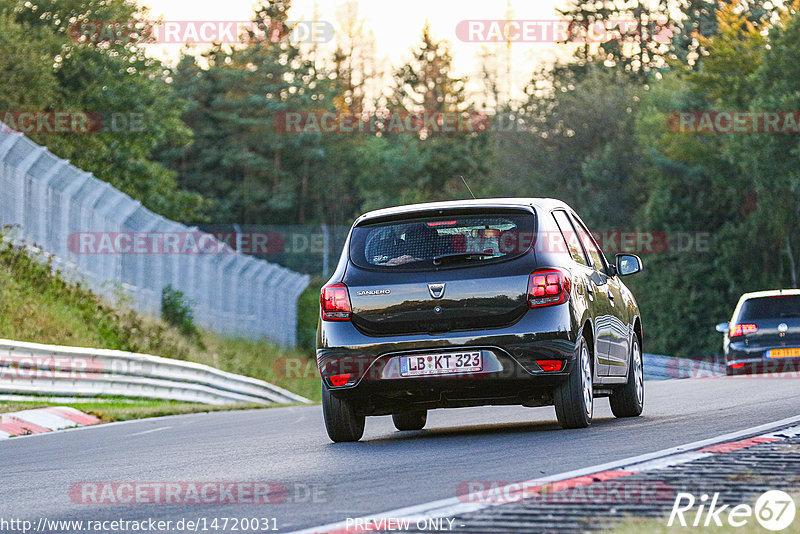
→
(428, 282, 446, 299)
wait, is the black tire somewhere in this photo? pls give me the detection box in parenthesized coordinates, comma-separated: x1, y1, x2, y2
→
(321, 383, 365, 442)
(609, 336, 644, 418)
(392, 410, 427, 431)
(554, 336, 593, 429)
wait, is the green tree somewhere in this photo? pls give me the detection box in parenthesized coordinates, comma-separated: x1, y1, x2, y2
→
(737, 1, 800, 286)
(671, 0, 779, 65)
(503, 64, 644, 229)
(376, 24, 489, 205)
(557, 0, 673, 79)
(684, 2, 766, 108)
(0, 0, 203, 221)
(163, 0, 331, 225)
(628, 71, 747, 356)
(626, 0, 797, 356)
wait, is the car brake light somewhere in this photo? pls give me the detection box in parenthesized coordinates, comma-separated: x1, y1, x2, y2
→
(321, 283, 352, 321)
(329, 373, 351, 386)
(730, 324, 757, 337)
(730, 363, 746, 369)
(528, 268, 571, 307)
(536, 360, 563, 372)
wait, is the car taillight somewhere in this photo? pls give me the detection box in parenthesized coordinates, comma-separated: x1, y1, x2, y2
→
(321, 283, 352, 321)
(528, 268, 571, 307)
(536, 360, 564, 372)
(730, 324, 757, 338)
(329, 373, 351, 386)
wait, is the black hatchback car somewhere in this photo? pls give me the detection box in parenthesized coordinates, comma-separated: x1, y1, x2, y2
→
(716, 289, 800, 375)
(317, 198, 644, 442)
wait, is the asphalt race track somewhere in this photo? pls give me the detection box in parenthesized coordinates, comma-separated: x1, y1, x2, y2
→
(1, 377, 799, 533)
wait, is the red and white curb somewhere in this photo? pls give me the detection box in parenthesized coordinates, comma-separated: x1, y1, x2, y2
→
(0, 406, 100, 439)
(289, 414, 800, 534)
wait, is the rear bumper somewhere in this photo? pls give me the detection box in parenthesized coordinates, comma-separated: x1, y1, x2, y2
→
(317, 306, 579, 414)
(726, 343, 800, 374)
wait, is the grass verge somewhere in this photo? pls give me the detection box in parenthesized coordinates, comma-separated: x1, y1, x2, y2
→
(608, 501, 800, 533)
(0, 239, 321, 412)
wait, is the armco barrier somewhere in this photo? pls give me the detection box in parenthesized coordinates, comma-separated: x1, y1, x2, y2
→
(643, 353, 725, 380)
(0, 123, 309, 347)
(0, 338, 311, 405)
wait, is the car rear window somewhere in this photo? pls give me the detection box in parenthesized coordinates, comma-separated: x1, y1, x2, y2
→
(738, 295, 800, 320)
(349, 212, 536, 271)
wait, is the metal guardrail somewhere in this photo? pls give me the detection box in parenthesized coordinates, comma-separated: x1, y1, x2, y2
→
(0, 339, 718, 405)
(643, 353, 725, 380)
(0, 338, 311, 405)
(0, 124, 309, 347)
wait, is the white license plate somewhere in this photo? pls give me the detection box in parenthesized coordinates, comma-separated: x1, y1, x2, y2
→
(399, 351, 483, 377)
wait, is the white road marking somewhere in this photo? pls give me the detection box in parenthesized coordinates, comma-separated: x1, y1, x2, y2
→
(0, 410, 216, 443)
(621, 451, 712, 472)
(129, 426, 171, 437)
(289, 414, 800, 534)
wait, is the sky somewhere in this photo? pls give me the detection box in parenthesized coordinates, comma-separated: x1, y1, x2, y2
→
(137, 0, 572, 103)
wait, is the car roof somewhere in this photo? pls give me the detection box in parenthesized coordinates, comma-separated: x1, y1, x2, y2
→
(739, 289, 800, 300)
(356, 198, 571, 224)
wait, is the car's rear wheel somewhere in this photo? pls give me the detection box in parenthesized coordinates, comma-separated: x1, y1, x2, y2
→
(554, 336, 593, 429)
(609, 336, 644, 418)
(321, 383, 365, 442)
(392, 410, 427, 431)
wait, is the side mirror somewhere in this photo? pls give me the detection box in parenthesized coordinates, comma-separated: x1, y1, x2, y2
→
(616, 254, 642, 276)
(716, 322, 729, 333)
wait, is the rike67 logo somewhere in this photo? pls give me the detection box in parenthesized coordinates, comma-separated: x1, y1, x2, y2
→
(668, 490, 796, 531)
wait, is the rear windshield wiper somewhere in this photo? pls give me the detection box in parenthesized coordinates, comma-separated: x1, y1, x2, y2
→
(779, 312, 800, 318)
(433, 252, 496, 265)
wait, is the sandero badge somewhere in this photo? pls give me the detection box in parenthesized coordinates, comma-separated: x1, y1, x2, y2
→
(355, 289, 391, 296)
(317, 198, 644, 442)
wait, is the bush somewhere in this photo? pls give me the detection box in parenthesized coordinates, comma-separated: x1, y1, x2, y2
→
(296, 277, 324, 350)
(161, 285, 198, 338)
